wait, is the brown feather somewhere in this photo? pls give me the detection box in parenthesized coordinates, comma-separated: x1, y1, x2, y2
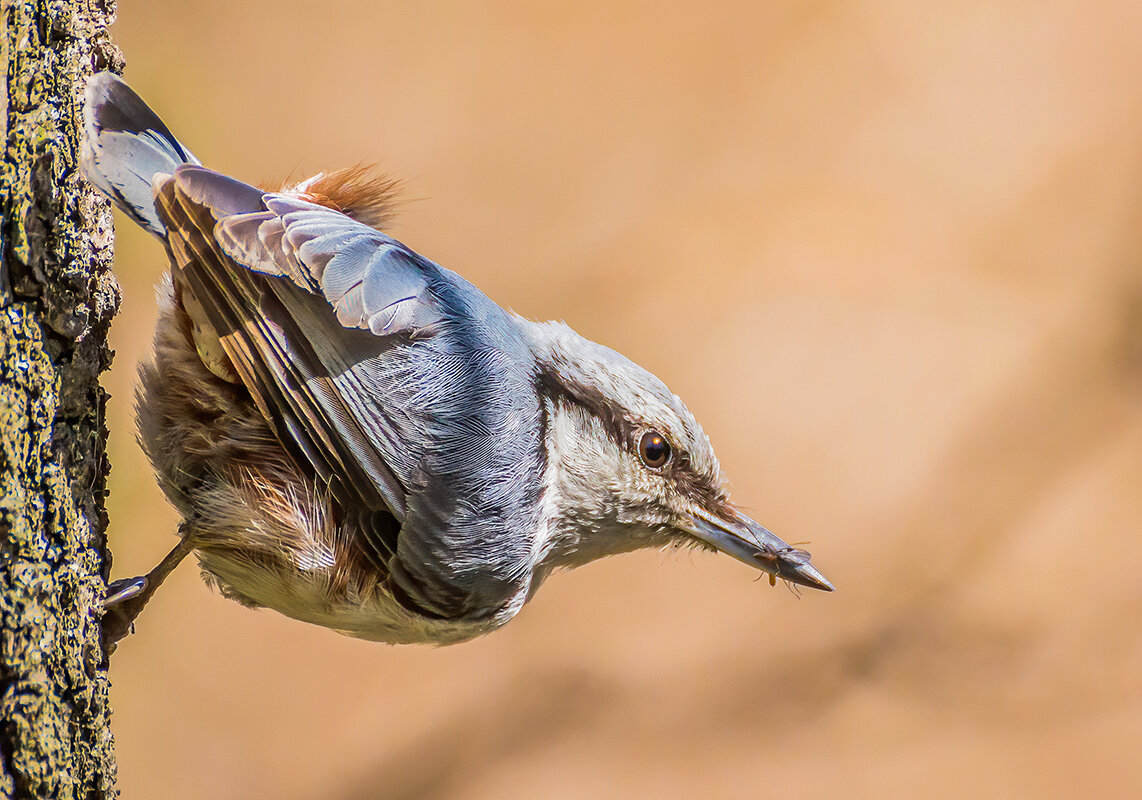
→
(286, 165, 402, 230)
(139, 274, 382, 610)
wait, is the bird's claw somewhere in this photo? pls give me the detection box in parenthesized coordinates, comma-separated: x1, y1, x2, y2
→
(101, 576, 150, 655)
(103, 576, 147, 607)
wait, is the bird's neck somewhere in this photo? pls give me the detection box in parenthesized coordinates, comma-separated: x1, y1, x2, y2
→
(528, 397, 646, 586)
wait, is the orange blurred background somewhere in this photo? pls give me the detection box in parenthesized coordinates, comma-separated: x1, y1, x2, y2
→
(104, 2, 1142, 798)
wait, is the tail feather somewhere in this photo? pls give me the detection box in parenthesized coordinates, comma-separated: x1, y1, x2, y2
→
(82, 72, 198, 236)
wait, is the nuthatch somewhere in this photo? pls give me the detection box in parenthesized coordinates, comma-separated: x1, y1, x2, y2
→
(84, 73, 832, 649)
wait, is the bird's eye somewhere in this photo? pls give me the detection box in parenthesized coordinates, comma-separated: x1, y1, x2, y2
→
(639, 430, 672, 469)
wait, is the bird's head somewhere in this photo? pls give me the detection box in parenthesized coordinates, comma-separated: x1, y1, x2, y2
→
(524, 320, 833, 593)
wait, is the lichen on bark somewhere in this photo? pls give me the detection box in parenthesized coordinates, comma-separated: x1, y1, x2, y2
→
(0, 0, 122, 797)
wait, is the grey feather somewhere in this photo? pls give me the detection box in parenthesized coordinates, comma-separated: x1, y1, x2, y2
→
(82, 73, 198, 235)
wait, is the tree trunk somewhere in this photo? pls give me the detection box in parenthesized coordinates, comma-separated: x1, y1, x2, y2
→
(0, 0, 122, 797)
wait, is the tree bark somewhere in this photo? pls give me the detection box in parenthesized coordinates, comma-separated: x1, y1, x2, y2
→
(0, 0, 122, 797)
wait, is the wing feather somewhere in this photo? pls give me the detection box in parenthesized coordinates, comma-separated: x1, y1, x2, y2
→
(156, 164, 544, 618)
(156, 174, 409, 532)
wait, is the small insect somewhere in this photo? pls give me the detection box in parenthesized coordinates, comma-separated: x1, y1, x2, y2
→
(754, 543, 813, 593)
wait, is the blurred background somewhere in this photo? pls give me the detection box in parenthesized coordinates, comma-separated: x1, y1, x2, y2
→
(104, 2, 1142, 798)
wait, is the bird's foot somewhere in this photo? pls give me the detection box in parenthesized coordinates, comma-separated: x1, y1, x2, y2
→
(99, 534, 196, 657)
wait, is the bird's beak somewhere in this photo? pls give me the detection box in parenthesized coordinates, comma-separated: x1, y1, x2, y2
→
(685, 507, 835, 591)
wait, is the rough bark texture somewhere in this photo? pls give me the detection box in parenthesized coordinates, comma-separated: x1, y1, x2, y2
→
(0, 0, 122, 797)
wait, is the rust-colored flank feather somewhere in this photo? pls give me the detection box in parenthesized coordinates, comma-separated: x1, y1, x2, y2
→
(280, 165, 403, 230)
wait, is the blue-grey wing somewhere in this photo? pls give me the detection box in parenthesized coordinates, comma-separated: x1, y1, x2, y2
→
(161, 166, 543, 618)
(82, 73, 201, 236)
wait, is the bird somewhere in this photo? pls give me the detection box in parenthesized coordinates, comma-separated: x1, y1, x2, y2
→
(83, 72, 833, 650)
